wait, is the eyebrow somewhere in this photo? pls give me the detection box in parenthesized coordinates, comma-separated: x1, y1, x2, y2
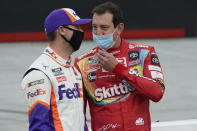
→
(100, 25, 109, 27)
(92, 24, 110, 27)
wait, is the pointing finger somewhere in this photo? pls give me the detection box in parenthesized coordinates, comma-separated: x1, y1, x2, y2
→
(97, 52, 105, 61)
(98, 49, 107, 57)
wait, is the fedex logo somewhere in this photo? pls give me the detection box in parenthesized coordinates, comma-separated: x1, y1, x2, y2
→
(27, 89, 46, 99)
(58, 83, 83, 100)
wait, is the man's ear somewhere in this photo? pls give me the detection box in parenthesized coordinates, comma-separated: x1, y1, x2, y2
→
(57, 26, 66, 35)
(117, 23, 124, 35)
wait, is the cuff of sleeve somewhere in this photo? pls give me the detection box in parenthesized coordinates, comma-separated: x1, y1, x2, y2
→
(112, 63, 128, 76)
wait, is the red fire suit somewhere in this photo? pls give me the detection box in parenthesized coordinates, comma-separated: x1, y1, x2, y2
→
(74, 38, 165, 131)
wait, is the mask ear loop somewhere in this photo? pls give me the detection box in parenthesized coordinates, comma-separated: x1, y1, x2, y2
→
(113, 28, 119, 41)
(63, 26, 83, 32)
(60, 26, 79, 43)
(108, 28, 119, 49)
(63, 26, 77, 31)
(61, 35, 70, 43)
(60, 26, 74, 43)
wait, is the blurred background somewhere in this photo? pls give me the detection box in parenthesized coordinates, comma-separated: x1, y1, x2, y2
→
(0, 0, 197, 41)
(0, 0, 197, 130)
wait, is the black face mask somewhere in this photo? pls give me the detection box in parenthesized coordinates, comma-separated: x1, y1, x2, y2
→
(61, 26, 84, 51)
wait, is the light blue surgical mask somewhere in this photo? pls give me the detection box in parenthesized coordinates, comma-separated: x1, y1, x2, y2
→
(93, 29, 117, 50)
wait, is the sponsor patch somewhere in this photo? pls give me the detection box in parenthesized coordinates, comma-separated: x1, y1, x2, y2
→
(94, 83, 134, 102)
(148, 65, 161, 72)
(122, 79, 135, 92)
(135, 117, 144, 125)
(129, 59, 141, 66)
(129, 44, 149, 49)
(129, 65, 142, 75)
(52, 67, 64, 76)
(117, 57, 127, 67)
(76, 78, 82, 80)
(56, 76, 67, 83)
(87, 72, 97, 82)
(133, 68, 139, 74)
(151, 55, 160, 66)
(135, 44, 149, 48)
(85, 66, 100, 72)
(151, 71, 164, 79)
(128, 51, 139, 61)
(129, 44, 135, 49)
(129, 69, 156, 82)
(58, 83, 83, 100)
(28, 79, 44, 87)
(88, 57, 98, 65)
(27, 89, 46, 99)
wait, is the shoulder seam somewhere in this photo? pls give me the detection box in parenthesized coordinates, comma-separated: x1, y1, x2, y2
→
(23, 68, 50, 81)
(23, 68, 40, 78)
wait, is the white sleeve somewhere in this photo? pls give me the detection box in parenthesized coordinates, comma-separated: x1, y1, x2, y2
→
(21, 70, 51, 108)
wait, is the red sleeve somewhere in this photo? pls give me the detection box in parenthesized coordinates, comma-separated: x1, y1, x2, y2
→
(113, 47, 165, 102)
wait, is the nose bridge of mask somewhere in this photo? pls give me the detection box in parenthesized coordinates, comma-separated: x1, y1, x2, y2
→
(98, 33, 113, 40)
(93, 27, 117, 40)
(93, 28, 118, 50)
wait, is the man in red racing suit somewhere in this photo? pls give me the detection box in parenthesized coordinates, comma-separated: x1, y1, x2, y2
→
(75, 2, 165, 131)
(75, 38, 165, 131)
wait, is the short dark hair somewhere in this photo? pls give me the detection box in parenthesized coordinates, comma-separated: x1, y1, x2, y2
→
(47, 30, 56, 41)
(91, 1, 124, 27)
